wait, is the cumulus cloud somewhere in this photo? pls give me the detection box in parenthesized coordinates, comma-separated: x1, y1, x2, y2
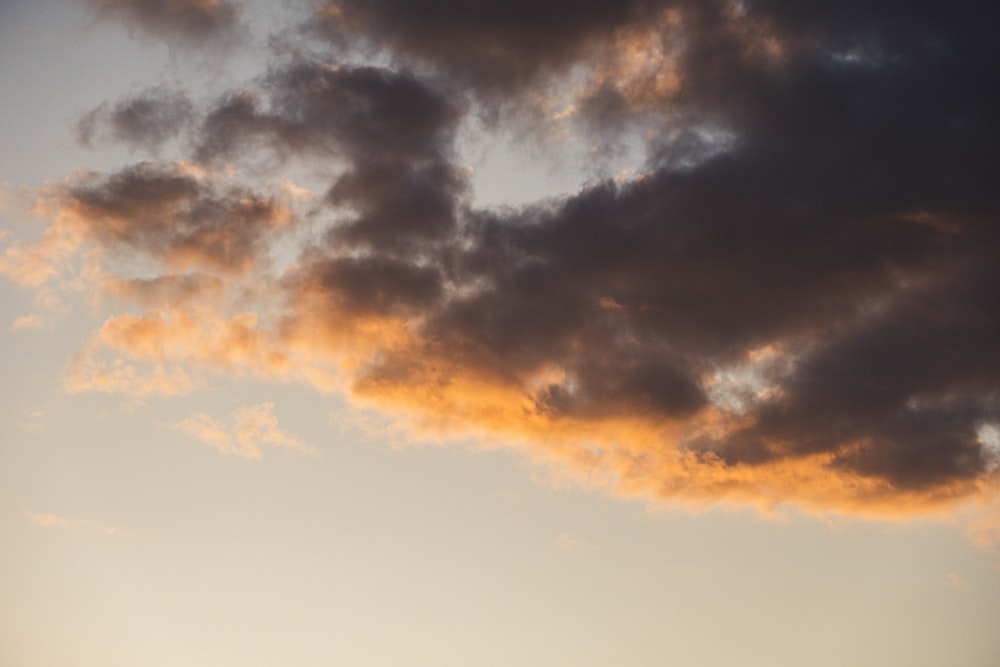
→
(7, 0, 1000, 516)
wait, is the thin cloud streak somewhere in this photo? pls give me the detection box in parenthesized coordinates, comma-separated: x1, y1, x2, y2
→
(9, 314, 44, 332)
(26, 512, 118, 536)
(175, 402, 315, 459)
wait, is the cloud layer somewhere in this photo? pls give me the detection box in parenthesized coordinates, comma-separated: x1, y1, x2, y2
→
(6, 0, 1000, 514)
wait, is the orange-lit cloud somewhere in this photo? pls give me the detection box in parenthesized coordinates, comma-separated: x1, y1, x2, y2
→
(175, 402, 313, 459)
(26, 511, 117, 536)
(966, 512, 1000, 548)
(4, 0, 999, 523)
(555, 531, 598, 553)
(0, 162, 295, 296)
(9, 315, 45, 332)
(0, 222, 83, 287)
(26, 512, 68, 528)
(65, 349, 203, 397)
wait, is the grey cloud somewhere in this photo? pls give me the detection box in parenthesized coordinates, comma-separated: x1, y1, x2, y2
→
(77, 86, 194, 151)
(194, 63, 460, 164)
(86, 0, 243, 45)
(194, 62, 466, 255)
(313, 0, 652, 92)
(294, 1, 1000, 496)
(55, 0, 1000, 507)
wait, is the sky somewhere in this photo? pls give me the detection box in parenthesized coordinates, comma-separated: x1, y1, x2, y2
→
(1, 1, 999, 665)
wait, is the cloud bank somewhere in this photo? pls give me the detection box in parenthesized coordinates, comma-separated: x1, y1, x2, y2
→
(6, 0, 1000, 515)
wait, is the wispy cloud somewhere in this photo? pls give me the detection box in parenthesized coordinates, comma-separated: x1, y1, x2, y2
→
(17, 409, 46, 433)
(965, 512, 1000, 548)
(26, 512, 67, 527)
(26, 511, 117, 536)
(555, 531, 599, 553)
(9, 314, 45, 332)
(65, 350, 202, 397)
(175, 402, 314, 459)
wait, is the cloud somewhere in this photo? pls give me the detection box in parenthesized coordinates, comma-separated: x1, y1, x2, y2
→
(9, 314, 45, 332)
(175, 402, 313, 459)
(0, 221, 83, 287)
(312, 0, 658, 94)
(77, 85, 195, 152)
(966, 512, 1000, 548)
(555, 531, 598, 553)
(175, 411, 246, 456)
(65, 348, 203, 397)
(196, 63, 459, 162)
(3, 162, 296, 289)
(101, 273, 225, 307)
(63, 161, 294, 274)
(277, 1, 1000, 513)
(60, 303, 313, 397)
(26, 511, 117, 535)
(7, 1, 1000, 517)
(26, 512, 68, 527)
(309, 1, 780, 130)
(85, 0, 243, 47)
(18, 409, 46, 433)
(16, 409, 45, 432)
(231, 402, 313, 455)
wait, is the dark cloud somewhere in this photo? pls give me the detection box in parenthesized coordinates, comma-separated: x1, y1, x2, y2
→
(295, 0, 1000, 501)
(86, 0, 243, 46)
(313, 0, 649, 91)
(77, 86, 194, 151)
(194, 62, 460, 164)
(754, 267, 999, 486)
(192, 61, 466, 255)
(38, 0, 1000, 510)
(63, 161, 293, 273)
